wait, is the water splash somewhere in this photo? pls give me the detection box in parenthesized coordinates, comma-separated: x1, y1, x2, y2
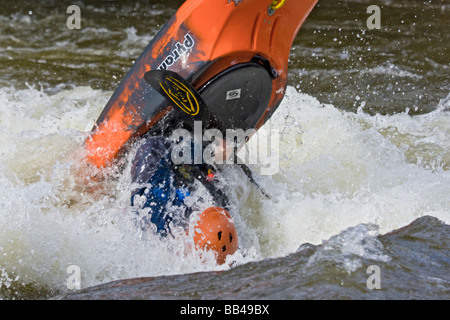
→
(0, 85, 448, 298)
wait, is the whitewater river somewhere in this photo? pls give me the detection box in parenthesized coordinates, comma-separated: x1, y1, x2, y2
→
(0, 0, 448, 300)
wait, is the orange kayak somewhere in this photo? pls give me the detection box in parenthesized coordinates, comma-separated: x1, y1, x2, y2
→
(84, 0, 318, 168)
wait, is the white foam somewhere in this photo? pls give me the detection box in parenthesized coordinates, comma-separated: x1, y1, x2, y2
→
(0, 85, 448, 295)
(242, 87, 450, 257)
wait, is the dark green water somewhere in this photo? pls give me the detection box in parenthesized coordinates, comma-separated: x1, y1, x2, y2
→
(1, 0, 448, 115)
(62, 216, 450, 300)
(0, 0, 448, 301)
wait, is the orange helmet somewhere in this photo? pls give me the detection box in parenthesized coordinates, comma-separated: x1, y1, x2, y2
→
(193, 207, 238, 265)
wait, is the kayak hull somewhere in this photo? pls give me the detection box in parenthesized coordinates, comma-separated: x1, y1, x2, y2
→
(84, 0, 318, 168)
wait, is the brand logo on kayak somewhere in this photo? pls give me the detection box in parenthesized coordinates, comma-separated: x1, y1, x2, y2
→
(159, 75, 200, 116)
(157, 33, 195, 71)
(226, 89, 241, 100)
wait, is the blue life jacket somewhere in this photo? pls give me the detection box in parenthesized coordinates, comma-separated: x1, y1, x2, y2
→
(130, 136, 227, 237)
